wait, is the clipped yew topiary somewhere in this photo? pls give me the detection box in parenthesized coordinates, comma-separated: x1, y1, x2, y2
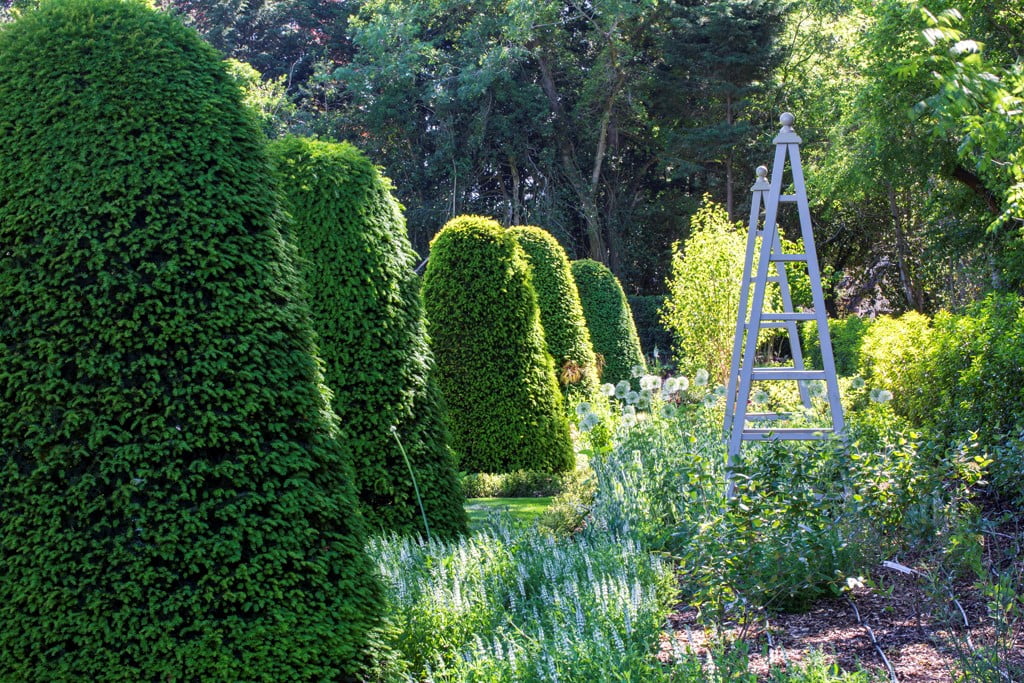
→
(422, 216, 574, 474)
(570, 259, 647, 384)
(268, 136, 466, 539)
(0, 1, 381, 679)
(508, 225, 599, 397)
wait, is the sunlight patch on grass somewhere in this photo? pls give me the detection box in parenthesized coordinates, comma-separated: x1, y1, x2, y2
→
(465, 497, 552, 530)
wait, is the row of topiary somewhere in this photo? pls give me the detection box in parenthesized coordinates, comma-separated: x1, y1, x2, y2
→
(0, 0, 464, 678)
(421, 216, 646, 474)
(0, 1, 652, 677)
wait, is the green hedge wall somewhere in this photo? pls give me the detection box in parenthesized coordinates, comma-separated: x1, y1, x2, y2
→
(0, 1, 380, 679)
(570, 259, 646, 384)
(423, 216, 574, 474)
(269, 137, 466, 539)
(508, 226, 599, 397)
(627, 295, 673, 360)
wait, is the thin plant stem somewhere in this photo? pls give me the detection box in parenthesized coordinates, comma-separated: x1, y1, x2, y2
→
(391, 425, 432, 544)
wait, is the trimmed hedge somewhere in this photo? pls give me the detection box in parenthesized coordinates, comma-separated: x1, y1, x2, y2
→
(570, 259, 646, 384)
(508, 225, 599, 397)
(268, 136, 466, 539)
(423, 216, 574, 474)
(627, 294, 674, 359)
(0, 1, 380, 679)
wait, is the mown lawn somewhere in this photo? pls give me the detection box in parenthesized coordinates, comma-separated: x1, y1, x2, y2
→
(464, 497, 552, 530)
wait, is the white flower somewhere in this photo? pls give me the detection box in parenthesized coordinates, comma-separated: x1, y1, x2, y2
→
(807, 381, 826, 398)
(579, 411, 601, 433)
(601, 383, 616, 397)
(753, 389, 769, 404)
(631, 364, 645, 378)
(851, 376, 866, 390)
(575, 401, 592, 418)
(694, 369, 710, 387)
(625, 390, 640, 405)
(640, 374, 662, 391)
(637, 390, 651, 410)
(870, 388, 893, 403)
(660, 403, 677, 419)
(615, 380, 631, 399)
(713, 384, 726, 397)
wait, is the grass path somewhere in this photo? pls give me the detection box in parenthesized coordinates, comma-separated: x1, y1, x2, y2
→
(464, 497, 552, 530)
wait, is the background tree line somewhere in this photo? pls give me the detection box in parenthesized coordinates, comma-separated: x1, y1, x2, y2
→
(4, 0, 1022, 310)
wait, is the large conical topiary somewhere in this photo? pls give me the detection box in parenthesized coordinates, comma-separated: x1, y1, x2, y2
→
(268, 137, 466, 539)
(570, 259, 647, 384)
(508, 226, 599, 399)
(422, 216, 574, 474)
(0, 1, 381, 678)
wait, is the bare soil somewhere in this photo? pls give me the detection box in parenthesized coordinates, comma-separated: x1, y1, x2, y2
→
(661, 560, 1024, 681)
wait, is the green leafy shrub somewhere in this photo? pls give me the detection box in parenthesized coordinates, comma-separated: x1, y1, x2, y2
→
(570, 258, 646, 384)
(269, 137, 467, 539)
(915, 293, 1024, 446)
(0, 1, 381, 678)
(858, 311, 934, 421)
(462, 470, 568, 498)
(423, 215, 574, 473)
(803, 315, 872, 377)
(628, 294, 674, 359)
(661, 198, 746, 383)
(508, 225, 599, 397)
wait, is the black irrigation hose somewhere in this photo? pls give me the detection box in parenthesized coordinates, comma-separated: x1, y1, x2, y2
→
(846, 597, 900, 683)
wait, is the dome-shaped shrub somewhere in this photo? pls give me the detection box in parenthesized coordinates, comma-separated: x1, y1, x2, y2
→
(508, 226, 599, 398)
(268, 137, 466, 539)
(570, 259, 646, 384)
(0, 1, 380, 678)
(422, 216, 574, 473)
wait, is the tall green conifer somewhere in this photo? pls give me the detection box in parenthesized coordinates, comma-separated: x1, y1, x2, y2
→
(0, 1, 381, 678)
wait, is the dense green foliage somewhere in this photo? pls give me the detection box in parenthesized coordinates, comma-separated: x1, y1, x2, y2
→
(858, 311, 935, 420)
(661, 199, 746, 382)
(570, 259, 646, 384)
(628, 294, 673, 359)
(859, 295, 1024, 451)
(268, 137, 466, 539)
(508, 225, 599, 396)
(0, 1, 382, 678)
(423, 215, 574, 473)
(803, 315, 872, 377)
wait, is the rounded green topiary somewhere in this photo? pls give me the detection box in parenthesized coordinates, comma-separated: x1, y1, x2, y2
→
(508, 226, 599, 398)
(268, 136, 466, 539)
(570, 259, 647, 384)
(0, 1, 381, 679)
(422, 216, 574, 474)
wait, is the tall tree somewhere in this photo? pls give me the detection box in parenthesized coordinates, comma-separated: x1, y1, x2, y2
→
(655, 0, 788, 220)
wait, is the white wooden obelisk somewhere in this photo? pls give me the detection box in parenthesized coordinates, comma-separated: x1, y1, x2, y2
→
(724, 113, 844, 498)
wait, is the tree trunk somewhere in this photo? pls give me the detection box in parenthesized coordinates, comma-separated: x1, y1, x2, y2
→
(534, 49, 621, 268)
(887, 184, 923, 312)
